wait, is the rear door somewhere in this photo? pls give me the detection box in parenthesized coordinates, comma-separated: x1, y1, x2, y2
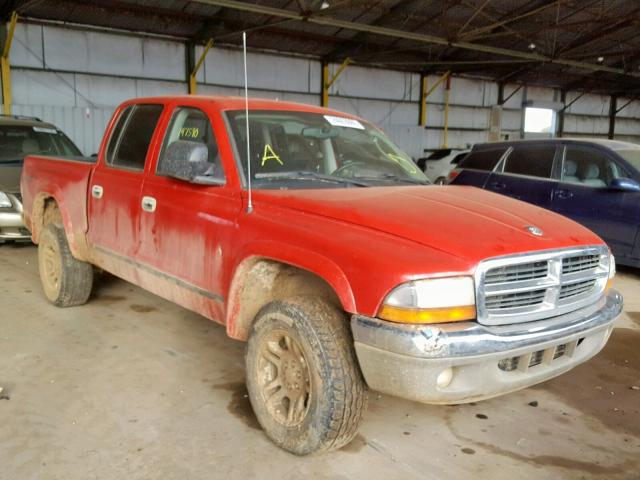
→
(552, 144, 638, 257)
(485, 143, 558, 209)
(87, 103, 164, 258)
(451, 147, 508, 186)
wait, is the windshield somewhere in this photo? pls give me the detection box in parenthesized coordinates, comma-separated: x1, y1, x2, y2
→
(0, 125, 82, 163)
(618, 149, 640, 172)
(226, 110, 428, 188)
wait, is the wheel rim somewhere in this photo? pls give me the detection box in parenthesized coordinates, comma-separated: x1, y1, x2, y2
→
(42, 239, 61, 294)
(257, 329, 311, 427)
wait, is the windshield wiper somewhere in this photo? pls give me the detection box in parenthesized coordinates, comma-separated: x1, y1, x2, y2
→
(353, 173, 430, 185)
(255, 171, 371, 187)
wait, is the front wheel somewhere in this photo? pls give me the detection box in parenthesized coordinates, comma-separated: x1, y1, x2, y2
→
(435, 176, 447, 185)
(38, 224, 93, 307)
(245, 296, 367, 455)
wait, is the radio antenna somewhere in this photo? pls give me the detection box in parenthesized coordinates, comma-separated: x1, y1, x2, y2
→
(243, 32, 253, 214)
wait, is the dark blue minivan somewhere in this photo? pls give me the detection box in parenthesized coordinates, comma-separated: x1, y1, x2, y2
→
(449, 139, 640, 267)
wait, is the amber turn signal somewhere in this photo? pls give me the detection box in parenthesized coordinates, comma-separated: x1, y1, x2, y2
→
(378, 305, 477, 324)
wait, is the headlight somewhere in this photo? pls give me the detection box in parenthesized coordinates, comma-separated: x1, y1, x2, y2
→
(0, 192, 12, 208)
(378, 276, 476, 324)
(606, 253, 616, 291)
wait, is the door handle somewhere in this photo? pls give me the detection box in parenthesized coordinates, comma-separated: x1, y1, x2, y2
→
(141, 196, 157, 213)
(556, 189, 574, 200)
(489, 181, 506, 190)
(91, 185, 104, 199)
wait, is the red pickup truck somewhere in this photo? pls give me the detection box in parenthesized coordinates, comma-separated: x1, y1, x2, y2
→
(21, 96, 622, 454)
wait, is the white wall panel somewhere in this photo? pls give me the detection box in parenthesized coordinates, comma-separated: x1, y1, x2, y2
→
(330, 65, 414, 101)
(141, 38, 185, 81)
(565, 93, 609, 116)
(135, 79, 186, 97)
(74, 74, 137, 107)
(12, 70, 77, 107)
(203, 49, 316, 93)
(12, 23, 44, 68)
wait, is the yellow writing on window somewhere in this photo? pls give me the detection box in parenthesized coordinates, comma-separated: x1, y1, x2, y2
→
(261, 144, 283, 166)
(387, 153, 418, 174)
(179, 127, 200, 139)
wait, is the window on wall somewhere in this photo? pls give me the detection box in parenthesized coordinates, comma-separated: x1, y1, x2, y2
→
(524, 107, 556, 135)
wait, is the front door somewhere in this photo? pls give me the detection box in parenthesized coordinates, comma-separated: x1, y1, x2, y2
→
(87, 103, 164, 259)
(552, 145, 638, 258)
(136, 105, 241, 307)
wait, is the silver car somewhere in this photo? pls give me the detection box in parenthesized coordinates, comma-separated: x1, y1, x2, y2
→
(0, 115, 82, 243)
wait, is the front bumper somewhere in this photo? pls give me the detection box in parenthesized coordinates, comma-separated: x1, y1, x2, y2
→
(0, 193, 31, 242)
(351, 290, 622, 404)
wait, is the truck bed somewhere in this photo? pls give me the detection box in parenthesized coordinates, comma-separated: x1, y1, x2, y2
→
(21, 155, 94, 254)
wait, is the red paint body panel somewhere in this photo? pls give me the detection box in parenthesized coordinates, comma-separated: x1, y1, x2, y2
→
(20, 96, 606, 338)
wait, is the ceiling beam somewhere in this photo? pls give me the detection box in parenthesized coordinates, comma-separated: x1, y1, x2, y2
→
(191, 0, 640, 79)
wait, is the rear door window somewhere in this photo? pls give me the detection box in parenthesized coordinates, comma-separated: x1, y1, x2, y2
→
(460, 148, 507, 171)
(503, 145, 556, 179)
(562, 146, 621, 187)
(106, 104, 163, 171)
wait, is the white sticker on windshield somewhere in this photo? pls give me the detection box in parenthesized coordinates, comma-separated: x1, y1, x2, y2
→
(33, 127, 58, 134)
(323, 115, 365, 130)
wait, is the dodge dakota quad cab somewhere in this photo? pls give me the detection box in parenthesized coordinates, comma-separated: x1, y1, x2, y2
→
(21, 96, 622, 455)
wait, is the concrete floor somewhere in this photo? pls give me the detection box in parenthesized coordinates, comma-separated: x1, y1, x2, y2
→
(1, 244, 638, 480)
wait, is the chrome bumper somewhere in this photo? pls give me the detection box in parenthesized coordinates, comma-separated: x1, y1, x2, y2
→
(0, 194, 30, 242)
(351, 290, 622, 404)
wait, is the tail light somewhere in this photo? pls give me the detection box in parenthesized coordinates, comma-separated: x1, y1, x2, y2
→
(447, 168, 461, 183)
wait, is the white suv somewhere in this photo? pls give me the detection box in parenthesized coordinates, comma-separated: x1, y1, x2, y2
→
(417, 148, 470, 184)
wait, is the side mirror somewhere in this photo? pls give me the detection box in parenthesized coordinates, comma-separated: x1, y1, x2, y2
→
(609, 177, 640, 192)
(162, 140, 213, 183)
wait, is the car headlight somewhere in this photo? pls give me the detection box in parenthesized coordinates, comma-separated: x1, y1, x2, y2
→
(0, 192, 12, 208)
(378, 276, 476, 324)
(606, 253, 616, 291)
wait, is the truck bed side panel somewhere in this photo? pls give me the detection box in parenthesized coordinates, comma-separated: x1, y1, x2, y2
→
(21, 155, 94, 258)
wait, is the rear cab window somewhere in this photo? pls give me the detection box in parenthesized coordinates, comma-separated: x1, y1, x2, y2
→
(503, 145, 557, 179)
(105, 104, 163, 171)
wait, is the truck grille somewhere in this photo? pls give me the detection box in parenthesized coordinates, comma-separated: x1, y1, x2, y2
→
(476, 246, 610, 325)
(562, 254, 600, 275)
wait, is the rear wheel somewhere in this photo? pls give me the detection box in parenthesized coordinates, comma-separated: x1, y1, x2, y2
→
(245, 296, 367, 455)
(435, 176, 447, 185)
(38, 224, 93, 307)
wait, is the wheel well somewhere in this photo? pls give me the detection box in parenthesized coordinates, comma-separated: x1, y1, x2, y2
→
(32, 196, 62, 241)
(228, 259, 343, 341)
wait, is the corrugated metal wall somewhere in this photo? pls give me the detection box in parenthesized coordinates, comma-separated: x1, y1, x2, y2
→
(5, 22, 640, 157)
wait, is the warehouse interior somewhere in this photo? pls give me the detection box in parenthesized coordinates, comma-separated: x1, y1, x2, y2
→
(1, 1, 639, 479)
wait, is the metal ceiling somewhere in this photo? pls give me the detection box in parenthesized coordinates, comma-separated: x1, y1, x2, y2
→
(3, 0, 640, 96)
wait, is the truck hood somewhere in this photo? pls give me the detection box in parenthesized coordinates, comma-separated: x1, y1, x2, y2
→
(257, 186, 603, 263)
(0, 160, 22, 193)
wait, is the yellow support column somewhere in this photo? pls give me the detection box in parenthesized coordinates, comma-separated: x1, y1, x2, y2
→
(321, 57, 351, 107)
(189, 38, 214, 95)
(442, 75, 452, 148)
(1, 12, 18, 115)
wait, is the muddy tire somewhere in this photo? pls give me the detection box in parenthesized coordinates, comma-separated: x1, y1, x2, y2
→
(245, 296, 367, 455)
(38, 224, 93, 307)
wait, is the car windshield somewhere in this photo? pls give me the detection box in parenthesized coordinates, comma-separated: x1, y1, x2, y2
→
(226, 110, 429, 188)
(0, 125, 82, 163)
(617, 149, 640, 172)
